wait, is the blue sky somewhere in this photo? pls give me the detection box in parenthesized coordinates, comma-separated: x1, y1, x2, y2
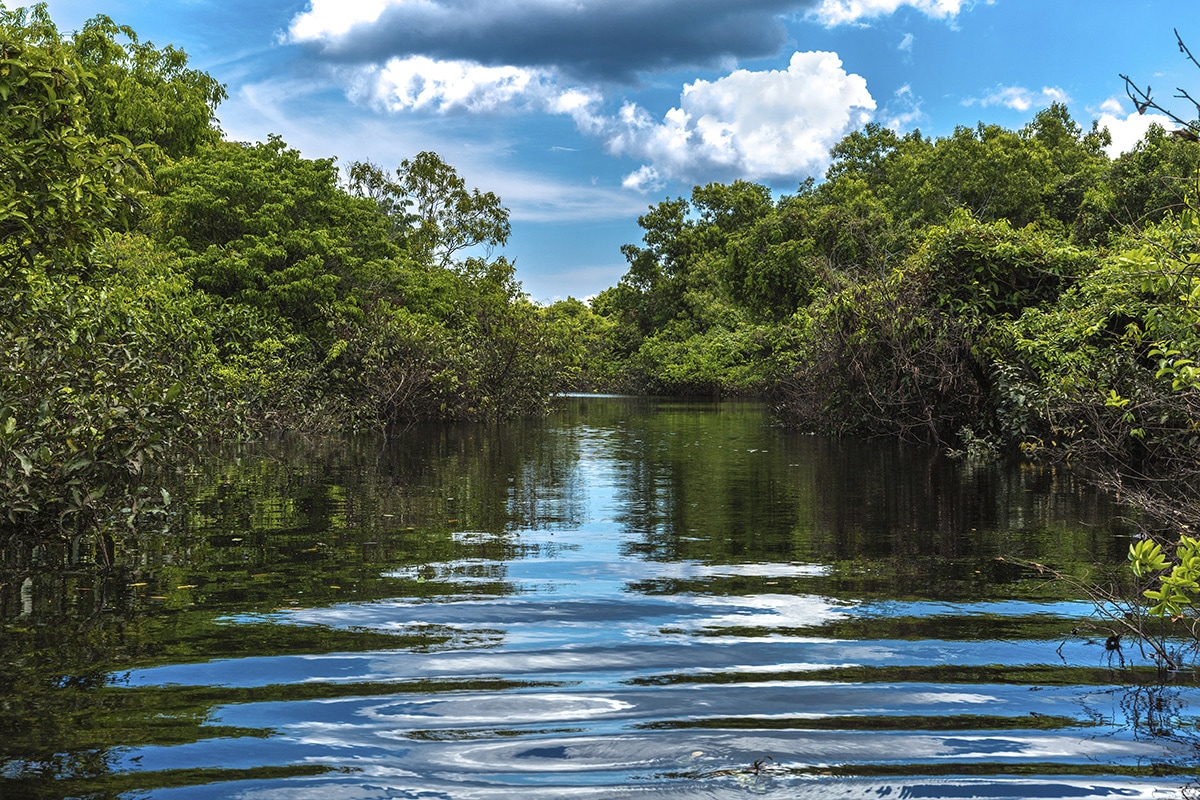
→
(29, 0, 1200, 302)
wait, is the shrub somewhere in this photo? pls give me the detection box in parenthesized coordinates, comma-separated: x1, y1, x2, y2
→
(0, 235, 216, 547)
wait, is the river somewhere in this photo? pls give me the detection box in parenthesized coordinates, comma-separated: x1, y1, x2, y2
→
(2, 395, 1198, 799)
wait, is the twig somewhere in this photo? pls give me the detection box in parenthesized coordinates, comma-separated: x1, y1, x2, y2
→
(1119, 29, 1200, 137)
(1176, 28, 1200, 73)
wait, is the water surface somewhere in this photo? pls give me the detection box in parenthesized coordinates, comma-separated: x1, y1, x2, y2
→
(2, 396, 1196, 799)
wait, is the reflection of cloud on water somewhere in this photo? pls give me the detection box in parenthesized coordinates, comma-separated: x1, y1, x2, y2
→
(362, 647, 659, 679)
(682, 592, 853, 633)
(171, 771, 1190, 799)
(364, 693, 633, 727)
(383, 556, 829, 584)
(905, 691, 993, 706)
(850, 598, 1101, 620)
(651, 562, 831, 579)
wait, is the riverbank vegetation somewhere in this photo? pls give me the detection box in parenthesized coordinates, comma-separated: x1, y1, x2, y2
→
(0, 5, 568, 545)
(3, 4, 1200, 557)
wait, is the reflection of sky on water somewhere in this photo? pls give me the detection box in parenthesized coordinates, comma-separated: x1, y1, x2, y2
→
(73, 401, 1197, 798)
(120, 628, 1162, 690)
(135, 776, 1189, 799)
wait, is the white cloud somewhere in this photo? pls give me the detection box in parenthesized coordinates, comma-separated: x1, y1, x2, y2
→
(882, 83, 923, 131)
(621, 165, 665, 193)
(605, 51, 876, 189)
(898, 32, 915, 53)
(289, 0, 395, 40)
(1094, 97, 1173, 157)
(353, 56, 600, 115)
(810, 0, 964, 26)
(965, 85, 1070, 112)
(345, 49, 877, 190)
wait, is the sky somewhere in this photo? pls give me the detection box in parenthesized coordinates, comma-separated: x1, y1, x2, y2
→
(27, 0, 1200, 302)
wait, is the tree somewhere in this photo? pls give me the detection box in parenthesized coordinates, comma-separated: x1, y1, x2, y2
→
(1021, 104, 1112, 232)
(823, 123, 930, 230)
(723, 196, 823, 320)
(539, 297, 619, 391)
(919, 123, 1055, 227)
(0, 234, 217, 545)
(151, 136, 401, 330)
(912, 209, 1092, 320)
(1097, 123, 1200, 229)
(347, 152, 510, 269)
(0, 4, 145, 270)
(69, 13, 226, 163)
(610, 196, 693, 337)
(825, 122, 906, 186)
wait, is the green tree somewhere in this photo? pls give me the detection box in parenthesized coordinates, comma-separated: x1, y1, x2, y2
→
(720, 186, 827, 321)
(819, 106, 1109, 244)
(995, 211, 1200, 471)
(821, 122, 930, 239)
(69, 13, 225, 162)
(0, 234, 217, 544)
(1095, 124, 1200, 230)
(919, 123, 1055, 227)
(347, 152, 510, 269)
(539, 297, 619, 391)
(912, 209, 1092, 319)
(1021, 104, 1111, 233)
(0, 4, 145, 270)
(151, 136, 401, 329)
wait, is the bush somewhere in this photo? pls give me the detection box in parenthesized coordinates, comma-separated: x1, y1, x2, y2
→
(0, 235, 217, 546)
(994, 211, 1200, 480)
(626, 322, 780, 396)
(778, 274, 987, 444)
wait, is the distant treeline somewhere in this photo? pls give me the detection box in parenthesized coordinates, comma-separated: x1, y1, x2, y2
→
(2, 3, 1199, 544)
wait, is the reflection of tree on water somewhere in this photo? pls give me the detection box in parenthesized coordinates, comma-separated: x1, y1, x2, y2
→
(1, 399, 1184, 797)
(1085, 681, 1200, 794)
(598, 399, 1133, 598)
(0, 556, 154, 796)
(1, 423, 594, 795)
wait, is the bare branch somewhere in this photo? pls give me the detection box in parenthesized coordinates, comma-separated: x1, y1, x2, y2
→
(1176, 28, 1200, 72)
(1121, 73, 1155, 116)
(1119, 30, 1200, 136)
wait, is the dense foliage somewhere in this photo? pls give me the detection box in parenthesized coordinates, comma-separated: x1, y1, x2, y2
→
(0, 4, 567, 547)
(582, 105, 1200, 479)
(4, 0, 1200, 583)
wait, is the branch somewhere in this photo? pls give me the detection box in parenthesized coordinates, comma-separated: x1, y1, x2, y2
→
(1177, 28, 1200, 73)
(1118, 29, 1200, 138)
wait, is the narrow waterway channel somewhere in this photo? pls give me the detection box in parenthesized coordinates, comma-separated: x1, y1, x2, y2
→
(2, 396, 1197, 799)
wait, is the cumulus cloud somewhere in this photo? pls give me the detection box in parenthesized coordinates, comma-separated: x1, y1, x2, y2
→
(604, 51, 876, 188)
(621, 165, 666, 194)
(286, 1, 1014, 191)
(288, 0, 972, 82)
(964, 85, 1070, 112)
(288, 0, 394, 40)
(1094, 97, 1172, 157)
(288, 0, 805, 83)
(809, 0, 964, 26)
